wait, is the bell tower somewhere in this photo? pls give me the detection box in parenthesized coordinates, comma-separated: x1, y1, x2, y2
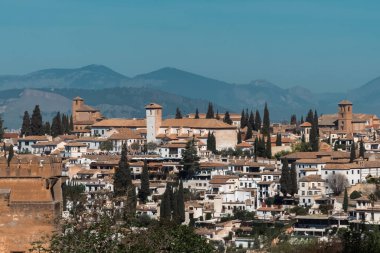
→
(145, 103, 163, 143)
(338, 100, 353, 134)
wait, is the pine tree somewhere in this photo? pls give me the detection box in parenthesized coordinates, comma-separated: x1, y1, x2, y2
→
(215, 110, 220, 120)
(255, 110, 262, 132)
(0, 115, 4, 141)
(180, 139, 200, 179)
(51, 112, 63, 137)
(350, 141, 356, 163)
(195, 108, 200, 119)
(262, 103, 270, 135)
(237, 131, 242, 144)
(139, 160, 150, 203)
(223, 111, 233, 125)
(280, 159, 290, 196)
(276, 133, 282, 146)
(31, 105, 43, 135)
(44, 122, 51, 136)
(177, 180, 185, 223)
(290, 163, 298, 196)
(359, 141, 365, 158)
(248, 111, 255, 130)
(240, 110, 246, 129)
(20, 111, 31, 137)
(265, 134, 272, 159)
(206, 102, 214, 119)
(290, 114, 297, 125)
(69, 115, 74, 131)
(160, 185, 172, 220)
(171, 189, 179, 221)
(245, 123, 253, 140)
(343, 187, 348, 212)
(306, 109, 314, 123)
(175, 107, 183, 119)
(257, 137, 266, 157)
(207, 132, 213, 151)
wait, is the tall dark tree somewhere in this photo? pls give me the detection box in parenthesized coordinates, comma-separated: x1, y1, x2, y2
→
(139, 160, 150, 203)
(237, 131, 242, 144)
(240, 110, 247, 129)
(245, 123, 253, 140)
(359, 141, 366, 158)
(280, 159, 290, 196)
(215, 110, 220, 120)
(175, 107, 183, 119)
(31, 105, 43, 135)
(20, 111, 31, 137)
(310, 110, 319, 151)
(257, 137, 266, 157)
(69, 115, 74, 131)
(206, 102, 214, 119)
(254, 137, 259, 161)
(350, 141, 356, 163)
(0, 115, 4, 141)
(306, 109, 314, 124)
(177, 180, 185, 223)
(276, 133, 282, 146)
(343, 188, 348, 212)
(7, 144, 14, 168)
(248, 111, 255, 130)
(262, 103, 270, 135)
(180, 139, 200, 179)
(195, 108, 200, 119)
(290, 163, 298, 197)
(44, 122, 51, 136)
(114, 144, 136, 214)
(63, 114, 70, 133)
(254, 110, 262, 132)
(223, 111, 233, 125)
(51, 112, 63, 137)
(207, 132, 216, 153)
(265, 134, 272, 159)
(290, 114, 297, 125)
(300, 116, 304, 124)
(160, 185, 172, 220)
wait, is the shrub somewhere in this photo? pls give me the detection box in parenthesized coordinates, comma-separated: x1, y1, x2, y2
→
(350, 190, 362, 199)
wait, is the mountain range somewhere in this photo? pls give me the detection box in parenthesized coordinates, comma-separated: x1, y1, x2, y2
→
(0, 64, 379, 128)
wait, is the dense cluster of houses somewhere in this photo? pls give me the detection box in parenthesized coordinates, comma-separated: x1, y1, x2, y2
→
(4, 97, 380, 250)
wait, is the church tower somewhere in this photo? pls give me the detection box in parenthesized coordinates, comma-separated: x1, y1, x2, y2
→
(72, 96, 84, 122)
(338, 100, 353, 134)
(145, 103, 163, 143)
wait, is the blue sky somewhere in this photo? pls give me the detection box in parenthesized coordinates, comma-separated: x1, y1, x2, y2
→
(0, 0, 379, 92)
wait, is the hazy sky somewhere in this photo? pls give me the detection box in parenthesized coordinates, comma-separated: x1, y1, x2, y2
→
(1, 0, 379, 92)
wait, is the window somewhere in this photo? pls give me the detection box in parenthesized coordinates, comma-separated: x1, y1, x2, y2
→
(301, 183, 305, 187)
(325, 171, 328, 175)
(357, 170, 360, 174)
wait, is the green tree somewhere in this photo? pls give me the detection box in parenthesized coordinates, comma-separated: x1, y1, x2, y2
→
(160, 184, 172, 220)
(215, 110, 220, 120)
(99, 140, 113, 151)
(237, 131, 242, 144)
(280, 159, 290, 196)
(20, 111, 31, 137)
(7, 144, 14, 168)
(245, 123, 253, 140)
(290, 163, 298, 197)
(51, 112, 63, 137)
(266, 134, 272, 159)
(180, 139, 200, 179)
(249, 110, 255, 130)
(206, 102, 214, 119)
(255, 110, 262, 132)
(359, 141, 366, 158)
(195, 108, 200, 119)
(177, 180, 185, 223)
(240, 109, 246, 129)
(262, 103, 270, 135)
(290, 114, 297, 125)
(223, 111, 233, 125)
(207, 132, 216, 153)
(139, 159, 150, 203)
(343, 188, 348, 212)
(306, 109, 314, 123)
(175, 107, 183, 119)
(31, 105, 43, 135)
(146, 141, 158, 152)
(350, 141, 356, 163)
(44, 121, 51, 136)
(276, 133, 282, 146)
(310, 110, 319, 151)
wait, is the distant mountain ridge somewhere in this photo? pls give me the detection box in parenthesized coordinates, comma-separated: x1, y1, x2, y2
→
(0, 64, 379, 129)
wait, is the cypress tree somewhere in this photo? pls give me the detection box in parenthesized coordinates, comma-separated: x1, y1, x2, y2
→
(245, 123, 253, 140)
(160, 185, 171, 220)
(240, 110, 246, 129)
(223, 111, 233, 125)
(31, 105, 43, 135)
(44, 122, 51, 136)
(262, 103, 270, 135)
(255, 110, 262, 132)
(195, 108, 200, 119)
(7, 144, 14, 168)
(257, 137, 266, 157)
(215, 110, 220, 120)
(206, 102, 214, 119)
(350, 141, 356, 163)
(254, 137, 259, 161)
(280, 159, 290, 196)
(290, 163, 298, 196)
(177, 180, 185, 223)
(249, 111, 255, 130)
(175, 107, 183, 119)
(20, 111, 31, 137)
(171, 189, 179, 221)
(359, 141, 365, 158)
(51, 112, 63, 137)
(0, 115, 4, 142)
(343, 187, 348, 212)
(180, 139, 200, 179)
(266, 134, 272, 159)
(69, 115, 74, 131)
(306, 109, 314, 124)
(237, 131, 242, 144)
(300, 116, 304, 124)
(207, 132, 212, 151)
(290, 114, 297, 125)
(276, 133, 282, 146)
(139, 159, 150, 203)
(301, 134, 306, 143)
(310, 110, 319, 151)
